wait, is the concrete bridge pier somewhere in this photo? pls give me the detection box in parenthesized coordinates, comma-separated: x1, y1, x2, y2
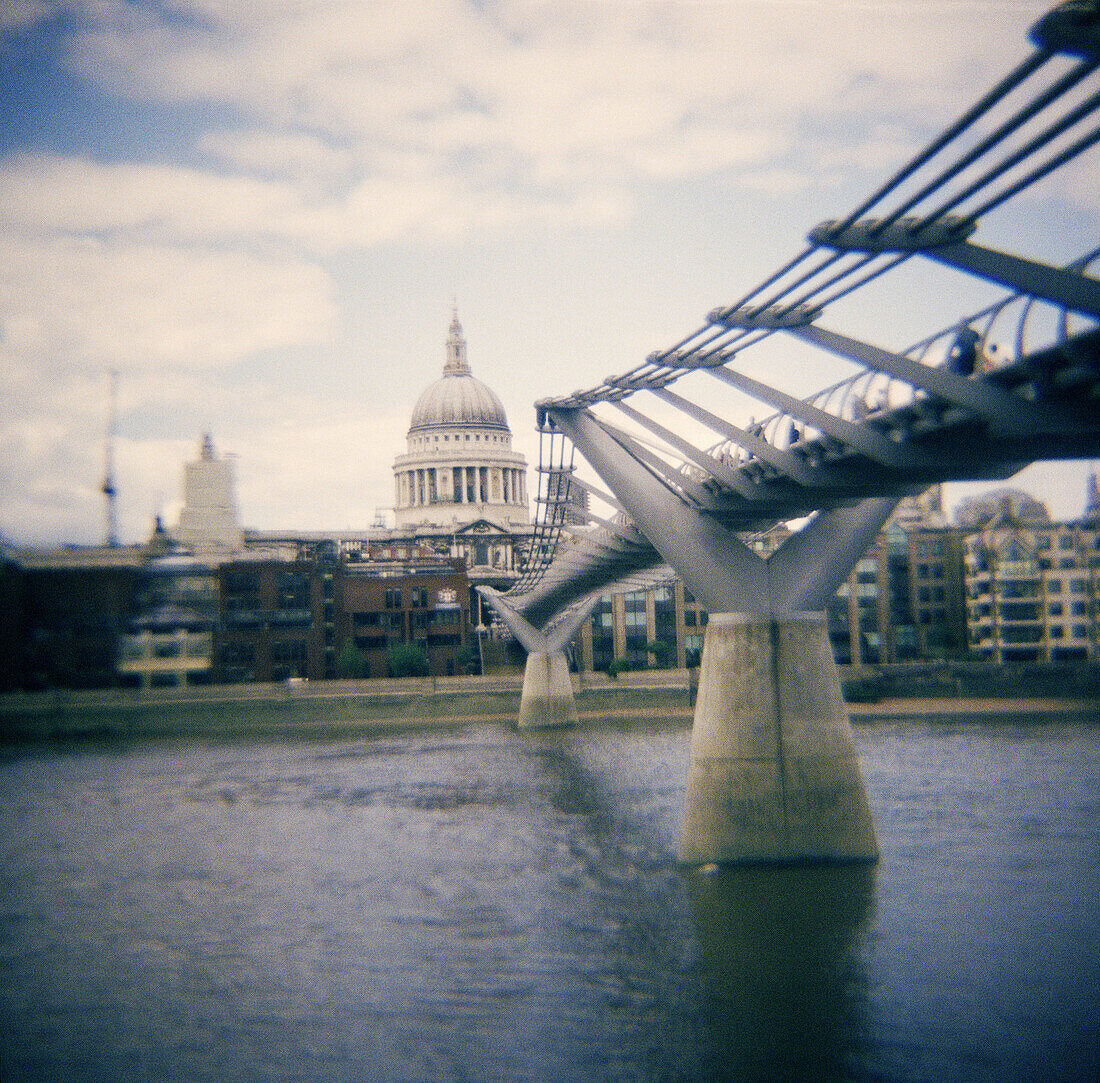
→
(548, 405, 898, 865)
(518, 650, 578, 728)
(477, 586, 598, 728)
(678, 612, 877, 866)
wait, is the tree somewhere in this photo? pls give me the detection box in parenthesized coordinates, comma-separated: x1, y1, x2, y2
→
(334, 639, 366, 678)
(387, 642, 430, 678)
(607, 657, 632, 680)
(645, 640, 671, 668)
(454, 646, 479, 675)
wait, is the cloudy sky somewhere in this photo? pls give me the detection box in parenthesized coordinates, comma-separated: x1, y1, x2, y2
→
(1, 0, 1096, 548)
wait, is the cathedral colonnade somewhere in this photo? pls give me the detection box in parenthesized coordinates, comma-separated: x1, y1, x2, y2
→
(396, 463, 527, 510)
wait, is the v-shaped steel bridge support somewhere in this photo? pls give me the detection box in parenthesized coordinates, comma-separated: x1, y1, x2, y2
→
(550, 407, 892, 864)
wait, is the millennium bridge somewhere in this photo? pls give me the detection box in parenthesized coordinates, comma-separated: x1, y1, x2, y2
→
(480, 1, 1100, 867)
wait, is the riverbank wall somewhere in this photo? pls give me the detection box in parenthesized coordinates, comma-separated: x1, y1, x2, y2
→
(2, 667, 1096, 743)
(0, 670, 693, 742)
(838, 660, 1100, 700)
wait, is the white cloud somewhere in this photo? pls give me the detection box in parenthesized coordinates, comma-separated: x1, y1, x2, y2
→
(0, 234, 335, 367)
(0, 148, 637, 255)
(0, 154, 301, 241)
(57, 0, 1053, 204)
(196, 129, 356, 189)
(0, 1, 57, 32)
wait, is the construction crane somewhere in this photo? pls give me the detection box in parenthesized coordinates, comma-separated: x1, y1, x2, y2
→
(102, 370, 119, 547)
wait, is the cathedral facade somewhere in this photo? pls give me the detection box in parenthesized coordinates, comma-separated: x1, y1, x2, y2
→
(393, 308, 529, 535)
(389, 310, 534, 603)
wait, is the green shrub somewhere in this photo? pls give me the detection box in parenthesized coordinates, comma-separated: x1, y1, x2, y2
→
(645, 640, 671, 668)
(454, 646, 478, 675)
(387, 643, 430, 678)
(334, 639, 366, 679)
(606, 658, 632, 680)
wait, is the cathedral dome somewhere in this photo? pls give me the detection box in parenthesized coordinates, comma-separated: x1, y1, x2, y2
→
(407, 309, 509, 434)
(393, 308, 529, 534)
(408, 373, 509, 433)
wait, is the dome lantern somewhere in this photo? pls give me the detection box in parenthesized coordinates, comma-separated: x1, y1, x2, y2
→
(444, 305, 471, 375)
(407, 308, 510, 434)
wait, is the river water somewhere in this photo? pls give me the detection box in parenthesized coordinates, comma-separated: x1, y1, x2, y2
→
(1, 717, 1098, 1082)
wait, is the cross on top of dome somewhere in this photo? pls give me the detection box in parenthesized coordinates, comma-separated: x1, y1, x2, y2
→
(444, 304, 471, 376)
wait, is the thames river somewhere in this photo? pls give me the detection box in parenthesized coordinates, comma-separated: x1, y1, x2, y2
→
(1, 717, 1098, 1081)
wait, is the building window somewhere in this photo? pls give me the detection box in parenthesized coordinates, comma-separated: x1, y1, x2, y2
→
(272, 640, 308, 666)
(684, 634, 703, 668)
(278, 571, 310, 609)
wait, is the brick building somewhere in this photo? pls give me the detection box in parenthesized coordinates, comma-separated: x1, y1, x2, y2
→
(1, 546, 144, 690)
(214, 554, 327, 683)
(336, 544, 471, 678)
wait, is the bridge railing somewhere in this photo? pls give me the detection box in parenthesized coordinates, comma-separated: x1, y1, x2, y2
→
(703, 244, 1100, 465)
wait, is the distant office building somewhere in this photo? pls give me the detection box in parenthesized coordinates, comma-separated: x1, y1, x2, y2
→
(963, 488, 1100, 662)
(336, 543, 472, 678)
(906, 525, 969, 659)
(575, 581, 696, 673)
(893, 485, 947, 531)
(827, 537, 892, 666)
(209, 542, 473, 683)
(117, 525, 218, 689)
(213, 553, 325, 683)
(174, 433, 243, 555)
(2, 544, 144, 689)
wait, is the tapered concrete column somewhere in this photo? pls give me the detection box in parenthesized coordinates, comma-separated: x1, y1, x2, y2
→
(679, 612, 877, 866)
(518, 651, 578, 728)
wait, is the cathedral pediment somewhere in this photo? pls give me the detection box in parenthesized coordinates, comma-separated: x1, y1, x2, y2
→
(454, 519, 511, 537)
